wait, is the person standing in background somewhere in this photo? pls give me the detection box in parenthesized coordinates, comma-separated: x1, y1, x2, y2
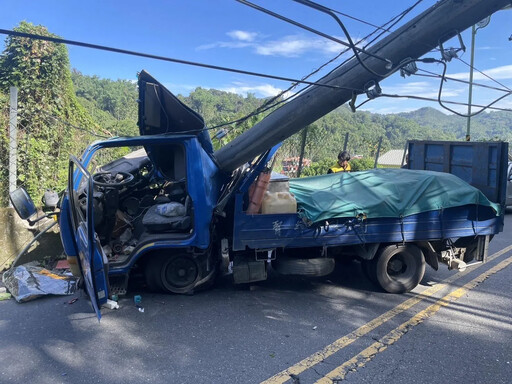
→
(328, 151, 351, 173)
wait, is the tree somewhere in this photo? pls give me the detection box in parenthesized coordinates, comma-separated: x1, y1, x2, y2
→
(0, 22, 99, 204)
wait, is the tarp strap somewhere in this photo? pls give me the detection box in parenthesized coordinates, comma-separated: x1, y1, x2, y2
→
(439, 208, 444, 240)
(472, 204, 479, 235)
(345, 217, 366, 245)
(400, 215, 405, 245)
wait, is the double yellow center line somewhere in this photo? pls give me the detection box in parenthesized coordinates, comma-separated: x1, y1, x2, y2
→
(262, 245, 512, 384)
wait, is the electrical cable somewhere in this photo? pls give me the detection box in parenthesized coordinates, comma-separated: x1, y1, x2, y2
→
(433, 58, 512, 117)
(236, 0, 392, 67)
(456, 56, 512, 92)
(353, 58, 512, 115)
(213, 0, 429, 135)
(292, 0, 394, 77)
(0, 28, 355, 91)
(1, 0, 428, 139)
(416, 68, 511, 93)
(360, 0, 426, 50)
(37, 109, 111, 139)
(356, 93, 512, 113)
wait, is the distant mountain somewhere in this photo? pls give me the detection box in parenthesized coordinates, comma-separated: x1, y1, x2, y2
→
(398, 107, 512, 141)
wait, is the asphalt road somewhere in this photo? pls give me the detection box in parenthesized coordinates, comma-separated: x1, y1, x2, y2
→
(1, 214, 511, 384)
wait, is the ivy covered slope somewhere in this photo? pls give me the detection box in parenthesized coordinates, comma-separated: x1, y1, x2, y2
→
(0, 22, 100, 205)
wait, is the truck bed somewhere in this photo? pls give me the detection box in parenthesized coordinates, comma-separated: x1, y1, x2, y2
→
(233, 196, 501, 251)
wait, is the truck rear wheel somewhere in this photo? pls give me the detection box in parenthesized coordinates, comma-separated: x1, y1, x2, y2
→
(374, 244, 425, 293)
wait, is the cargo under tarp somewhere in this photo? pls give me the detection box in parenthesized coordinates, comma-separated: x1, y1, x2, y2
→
(289, 168, 500, 224)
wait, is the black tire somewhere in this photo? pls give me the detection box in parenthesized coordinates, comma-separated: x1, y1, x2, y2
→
(374, 244, 425, 294)
(160, 254, 200, 294)
(272, 258, 335, 277)
(361, 259, 378, 284)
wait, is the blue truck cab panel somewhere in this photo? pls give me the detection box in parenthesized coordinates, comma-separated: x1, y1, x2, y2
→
(58, 70, 225, 319)
(62, 134, 222, 319)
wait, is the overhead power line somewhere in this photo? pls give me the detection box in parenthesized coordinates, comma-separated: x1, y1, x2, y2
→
(416, 69, 512, 93)
(0, 28, 357, 91)
(212, 0, 424, 132)
(214, 0, 428, 133)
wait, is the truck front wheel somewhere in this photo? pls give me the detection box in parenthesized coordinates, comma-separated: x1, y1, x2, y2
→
(144, 253, 201, 294)
(160, 254, 200, 294)
(374, 244, 425, 294)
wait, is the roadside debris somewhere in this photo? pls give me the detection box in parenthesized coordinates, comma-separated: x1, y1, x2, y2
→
(0, 292, 11, 301)
(2, 262, 78, 302)
(55, 259, 70, 270)
(133, 295, 144, 312)
(67, 297, 78, 305)
(103, 299, 120, 310)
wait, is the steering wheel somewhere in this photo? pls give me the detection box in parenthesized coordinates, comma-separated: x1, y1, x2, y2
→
(92, 171, 134, 188)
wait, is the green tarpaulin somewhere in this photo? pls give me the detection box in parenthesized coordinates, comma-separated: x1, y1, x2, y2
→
(289, 168, 500, 223)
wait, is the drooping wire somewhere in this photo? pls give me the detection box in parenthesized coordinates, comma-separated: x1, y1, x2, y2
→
(210, 1, 422, 133)
(456, 56, 512, 92)
(37, 109, 111, 139)
(237, 0, 392, 68)
(360, 0, 426, 50)
(416, 68, 511, 94)
(292, 0, 394, 76)
(356, 93, 512, 113)
(355, 58, 512, 116)
(0, 28, 355, 91)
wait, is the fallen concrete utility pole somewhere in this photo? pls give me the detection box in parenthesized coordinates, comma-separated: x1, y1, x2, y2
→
(215, 0, 511, 172)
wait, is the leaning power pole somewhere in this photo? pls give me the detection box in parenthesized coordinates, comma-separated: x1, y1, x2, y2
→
(215, 0, 511, 172)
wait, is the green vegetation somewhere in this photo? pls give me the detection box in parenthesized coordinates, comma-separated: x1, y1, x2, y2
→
(0, 22, 99, 204)
(1, 22, 511, 206)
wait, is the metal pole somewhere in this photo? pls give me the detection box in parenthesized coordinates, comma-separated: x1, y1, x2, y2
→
(343, 132, 349, 152)
(9, 86, 18, 207)
(296, 127, 308, 178)
(466, 25, 476, 141)
(374, 137, 383, 169)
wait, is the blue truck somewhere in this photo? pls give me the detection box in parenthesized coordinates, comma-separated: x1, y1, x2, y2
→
(9, 71, 509, 320)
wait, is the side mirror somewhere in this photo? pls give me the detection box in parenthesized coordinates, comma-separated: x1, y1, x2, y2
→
(9, 187, 37, 220)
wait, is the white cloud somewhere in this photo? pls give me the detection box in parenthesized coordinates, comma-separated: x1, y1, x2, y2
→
(476, 46, 499, 51)
(197, 31, 354, 58)
(255, 35, 348, 57)
(162, 82, 198, 94)
(227, 30, 258, 42)
(221, 82, 287, 98)
(221, 84, 282, 97)
(383, 81, 465, 98)
(197, 41, 253, 50)
(448, 64, 512, 81)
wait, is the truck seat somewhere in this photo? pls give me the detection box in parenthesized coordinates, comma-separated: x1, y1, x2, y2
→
(142, 199, 191, 232)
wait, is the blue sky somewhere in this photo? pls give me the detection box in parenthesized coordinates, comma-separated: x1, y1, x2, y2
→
(1, 0, 511, 114)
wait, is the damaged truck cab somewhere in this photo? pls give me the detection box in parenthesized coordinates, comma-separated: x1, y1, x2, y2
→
(57, 71, 226, 317)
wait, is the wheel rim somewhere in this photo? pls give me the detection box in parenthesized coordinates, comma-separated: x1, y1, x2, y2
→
(387, 255, 407, 276)
(161, 255, 199, 293)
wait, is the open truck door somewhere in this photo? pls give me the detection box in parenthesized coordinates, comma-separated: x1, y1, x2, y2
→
(68, 156, 109, 320)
